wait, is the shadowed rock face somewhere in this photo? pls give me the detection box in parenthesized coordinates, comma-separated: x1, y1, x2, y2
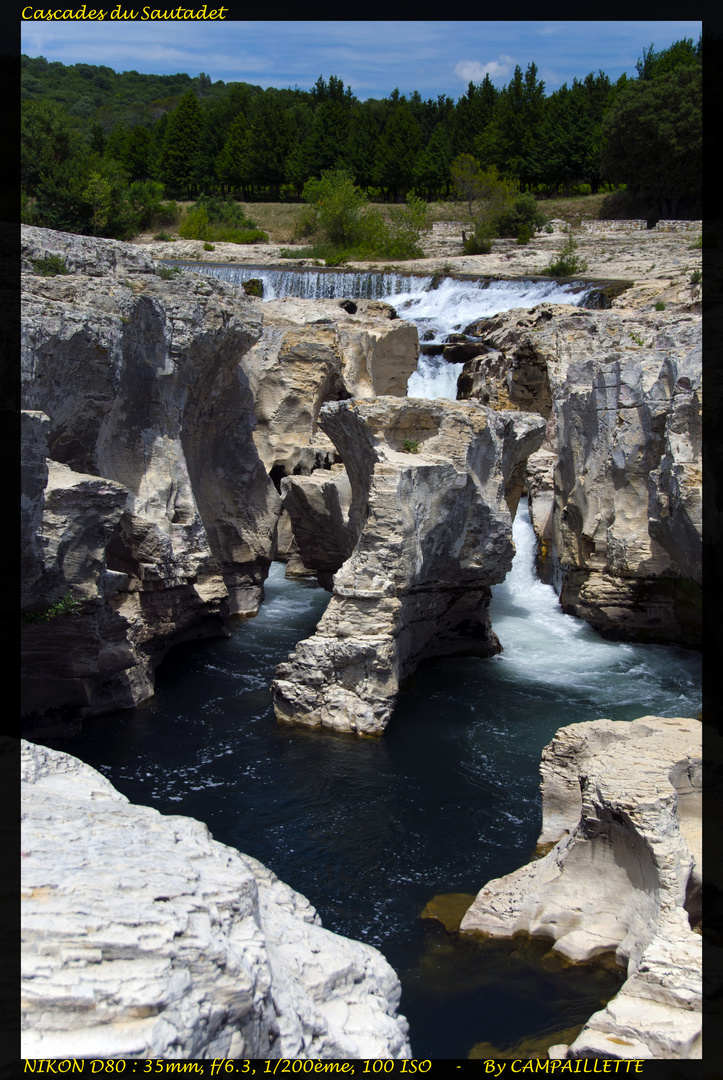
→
(458, 304, 702, 647)
(280, 466, 355, 590)
(460, 715, 703, 1061)
(272, 398, 545, 735)
(21, 227, 279, 734)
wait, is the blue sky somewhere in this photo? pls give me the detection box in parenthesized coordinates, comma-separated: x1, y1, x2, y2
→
(21, 20, 702, 101)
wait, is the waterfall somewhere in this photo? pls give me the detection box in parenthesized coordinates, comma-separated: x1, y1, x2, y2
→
(488, 509, 699, 708)
(174, 265, 436, 300)
(172, 263, 594, 402)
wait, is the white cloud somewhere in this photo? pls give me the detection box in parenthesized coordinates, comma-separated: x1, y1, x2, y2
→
(453, 54, 514, 84)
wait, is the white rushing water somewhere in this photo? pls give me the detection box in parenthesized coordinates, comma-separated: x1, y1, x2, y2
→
(487, 508, 700, 712)
(177, 264, 590, 402)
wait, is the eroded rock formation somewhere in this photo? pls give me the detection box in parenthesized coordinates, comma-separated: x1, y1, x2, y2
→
(240, 297, 419, 481)
(460, 715, 702, 1059)
(21, 741, 411, 1059)
(458, 304, 702, 646)
(21, 227, 279, 733)
(280, 466, 355, 590)
(272, 398, 545, 735)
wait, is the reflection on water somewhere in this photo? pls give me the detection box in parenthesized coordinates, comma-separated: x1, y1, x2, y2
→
(404, 924, 624, 1059)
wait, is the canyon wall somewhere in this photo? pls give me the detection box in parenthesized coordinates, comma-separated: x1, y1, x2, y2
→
(21, 227, 279, 734)
(458, 303, 702, 647)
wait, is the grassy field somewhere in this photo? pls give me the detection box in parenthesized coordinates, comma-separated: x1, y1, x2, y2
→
(159, 192, 614, 245)
(237, 193, 612, 241)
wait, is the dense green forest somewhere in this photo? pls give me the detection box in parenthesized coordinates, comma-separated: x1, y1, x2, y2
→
(20, 36, 702, 244)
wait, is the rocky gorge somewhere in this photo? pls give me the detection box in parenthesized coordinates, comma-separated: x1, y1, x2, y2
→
(20, 220, 703, 1060)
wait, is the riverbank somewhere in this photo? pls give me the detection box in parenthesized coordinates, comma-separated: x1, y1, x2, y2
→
(132, 218, 702, 314)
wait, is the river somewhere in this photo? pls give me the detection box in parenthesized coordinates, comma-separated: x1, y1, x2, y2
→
(44, 270, 702, 1058)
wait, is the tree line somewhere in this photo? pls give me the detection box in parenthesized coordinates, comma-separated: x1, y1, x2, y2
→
(21, 36, 702, 240)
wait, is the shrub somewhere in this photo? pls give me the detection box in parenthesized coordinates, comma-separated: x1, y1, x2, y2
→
(403, 439, 420, 453)
(297, 170, 430, 261)
(493, 194, 547, 239)
(33, 254, 69, 277)
(292, 204, 320, 241)
(179, 205, 210, 240)
(690, 269, 702, 285)
(542, 234, 588, 277)
(21, 591, 82, 625)
(203, 242, 215, 251)
(158, 265, 182, 280)
(154, 231, 174, 241)
(463, 233, 492, 255)
(301, 171, 367, 248)
(178, 198, 268, 244)
(211, 227, 267, 244)
(127, 180, 179, 232)
(654, 300, 666, 311)
(383, 195, 431, 260)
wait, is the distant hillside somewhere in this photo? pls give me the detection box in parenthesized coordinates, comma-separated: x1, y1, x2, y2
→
(21, 55, 262, 131)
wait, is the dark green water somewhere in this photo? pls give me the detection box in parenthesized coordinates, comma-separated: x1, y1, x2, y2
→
(45, 512, 701, 1058)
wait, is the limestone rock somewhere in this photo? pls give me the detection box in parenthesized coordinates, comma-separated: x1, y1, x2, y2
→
(240, 298, 419, 481)
(457, 345, 553, 417)
(522, 448, 556, 584)
(21, 410, 52, 606)
(460, 303, 702, 646)
(21, 226, 280, 732)
(272, 398, 545, 735)
(21, 740, 411, 1060)
(280, 466, 356, 590)
(20, 449, 150, 735)
(460, 715, 702, 1059)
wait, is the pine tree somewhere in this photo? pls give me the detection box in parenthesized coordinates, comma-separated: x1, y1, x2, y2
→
(481, 63, 545, 190)
(414, 120, 453, 201)
(215, 112, 251, 196)
(374, 99, 422, 200)
(244, 94, 293, 196)
(344, 102, 384, 192)
(157, 90, 203, 198)
(452, 75, 497, 157)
